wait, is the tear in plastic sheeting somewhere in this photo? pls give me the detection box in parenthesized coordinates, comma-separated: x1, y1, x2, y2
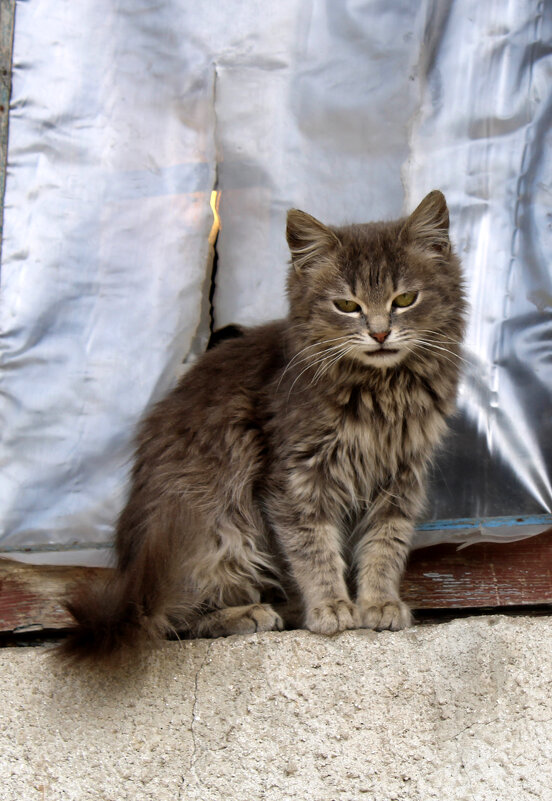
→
(0, 0, 551, 565)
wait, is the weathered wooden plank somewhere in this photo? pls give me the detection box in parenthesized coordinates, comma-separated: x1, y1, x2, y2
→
(0, 0, 15, 251)
(0, 559, 106, 632)
(1, 532, 551, 633)
(401, 531, 552, 608)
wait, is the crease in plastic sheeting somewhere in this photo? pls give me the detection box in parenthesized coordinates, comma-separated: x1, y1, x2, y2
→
(460, 359, 552, 516)
(404, 0, 552, 541)
(488, 0, 552, 517)
(0, 0, 218, 564)
(212, 0, 423, 331)
(414, 512, 552, 551)
(400, 0, 452, 193)
(186, 63, 223, 367)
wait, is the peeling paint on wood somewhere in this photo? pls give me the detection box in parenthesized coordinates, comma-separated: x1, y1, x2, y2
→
(402, 531, 552, 608)
(0, 559, 106, 632)
(1, 531, 551, 634)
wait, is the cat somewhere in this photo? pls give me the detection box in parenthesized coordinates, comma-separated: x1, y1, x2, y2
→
(60, 189, 466, 663)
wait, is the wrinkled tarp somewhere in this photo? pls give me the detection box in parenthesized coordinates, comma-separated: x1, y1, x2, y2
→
(0, 0, 551, 564)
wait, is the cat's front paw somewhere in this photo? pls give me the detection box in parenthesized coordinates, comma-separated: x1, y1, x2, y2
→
(306, 599, 359, 635)
(358, 599, 412, 631)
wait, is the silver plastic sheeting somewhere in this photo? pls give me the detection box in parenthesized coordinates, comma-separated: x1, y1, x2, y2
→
(0, 0, 551, 565)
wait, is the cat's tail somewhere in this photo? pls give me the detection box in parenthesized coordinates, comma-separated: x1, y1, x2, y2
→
(57, 527, 195, 666)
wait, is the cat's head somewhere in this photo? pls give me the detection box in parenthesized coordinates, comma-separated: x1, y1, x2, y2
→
(286, 191, 465, 371)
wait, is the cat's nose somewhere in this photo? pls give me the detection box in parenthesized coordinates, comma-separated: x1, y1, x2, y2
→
(369, 330, 390, 344)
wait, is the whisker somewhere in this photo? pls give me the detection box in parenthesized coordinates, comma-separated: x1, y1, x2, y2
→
(286, 344, 354, 399)
(284, 335, 351, 369)
(311, 344, 358, 385)
(286, 334, 363, 398)
(412, 329, 465, 345)
(414, 339, 470, 365)
(277, 335, 352, 389)
(307, 341, 359, 371)
(401, 329, 464, 346)
(310, 348, 347, 385)
(416, 338, 465, 349)
(408, 339, 469, 368)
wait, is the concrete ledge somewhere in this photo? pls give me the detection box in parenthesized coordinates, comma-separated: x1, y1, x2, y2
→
(1, 616, 551, 800)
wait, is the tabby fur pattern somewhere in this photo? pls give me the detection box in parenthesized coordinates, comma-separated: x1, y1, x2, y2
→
(60, 190, 466, 664)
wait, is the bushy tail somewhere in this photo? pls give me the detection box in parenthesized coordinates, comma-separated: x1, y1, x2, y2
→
(57, 531, 195, 666)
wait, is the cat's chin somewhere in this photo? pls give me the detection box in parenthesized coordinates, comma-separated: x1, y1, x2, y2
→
(357, 348, 405, 368)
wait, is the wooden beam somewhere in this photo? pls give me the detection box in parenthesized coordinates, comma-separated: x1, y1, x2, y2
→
(0, 560, 106, 633)
(402, 531, 552, 608)
(1, 532, 551, 633)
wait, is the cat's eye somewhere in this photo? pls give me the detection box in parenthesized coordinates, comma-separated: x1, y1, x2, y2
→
(334, 299, 362, 313)
(392, 292, 418, 308)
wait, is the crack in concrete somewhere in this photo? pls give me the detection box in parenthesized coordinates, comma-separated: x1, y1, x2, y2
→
(450, 716, 501, 740)
(185, 641, 215, 794)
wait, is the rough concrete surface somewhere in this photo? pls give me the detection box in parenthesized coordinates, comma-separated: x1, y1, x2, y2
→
(1, 616, 551, 801)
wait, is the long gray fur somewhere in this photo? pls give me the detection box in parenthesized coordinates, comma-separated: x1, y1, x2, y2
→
(60, 190, 466, 664)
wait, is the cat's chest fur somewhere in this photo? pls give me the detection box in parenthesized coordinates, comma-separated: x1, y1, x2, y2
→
(301, 375, 447, 502)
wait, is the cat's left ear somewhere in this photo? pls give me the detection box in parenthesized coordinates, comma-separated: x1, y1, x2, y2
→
(286, 209, 340, 272)
(401, 190, 451, 256)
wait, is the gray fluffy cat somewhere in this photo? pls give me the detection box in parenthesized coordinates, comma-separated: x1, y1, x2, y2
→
(61, 190, 466, 663)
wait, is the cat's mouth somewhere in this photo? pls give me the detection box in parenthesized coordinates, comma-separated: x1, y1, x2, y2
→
(364, 348, 399, 356)
(358, 346, 405, 367)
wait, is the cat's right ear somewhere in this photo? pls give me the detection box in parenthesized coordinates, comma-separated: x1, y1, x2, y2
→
(286, 209, 340, 273)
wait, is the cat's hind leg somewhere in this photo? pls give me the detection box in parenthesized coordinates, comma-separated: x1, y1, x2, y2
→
(179, 506, 283, 638)
(192, 603, 284, 638)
